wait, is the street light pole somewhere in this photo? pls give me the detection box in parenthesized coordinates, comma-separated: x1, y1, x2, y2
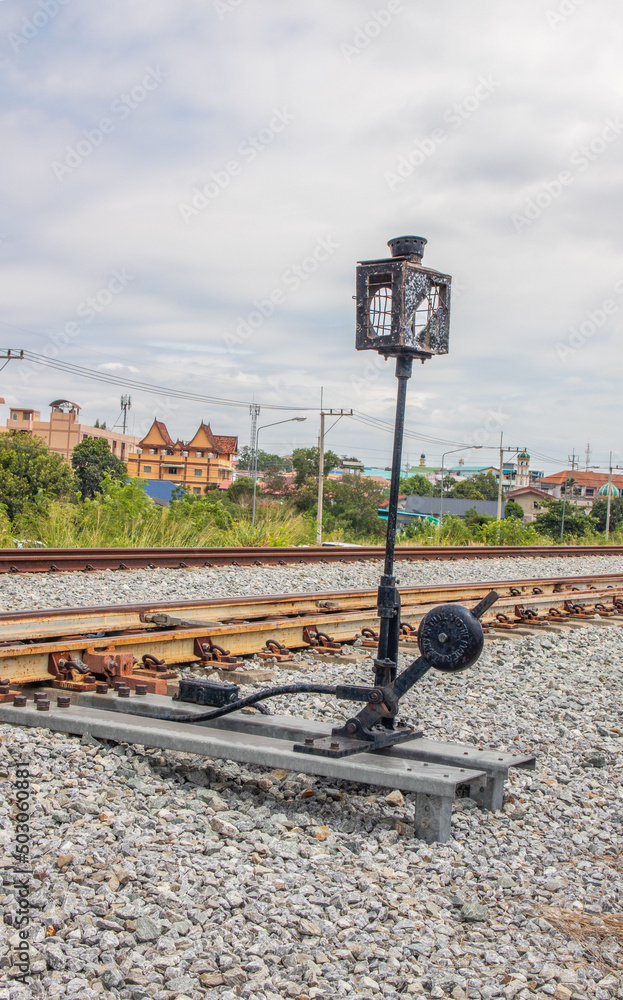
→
(439, 446, 482, 527)
(251, 417, 306, 528)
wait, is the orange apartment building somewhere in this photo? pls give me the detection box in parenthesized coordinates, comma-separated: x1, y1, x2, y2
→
(126, 419, 238, 493)
(3, 400, 138, 462)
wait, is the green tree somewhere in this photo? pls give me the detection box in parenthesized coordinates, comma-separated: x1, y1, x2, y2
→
(591, 496, 623, 533)
(399, 473, 434, 496)
(534, 499, 596, 539)
(226, 477, 255, 505)
(504, 500, 525, 520)
(71, 436, 127, 499)
(321, 474, 389, 539)
(448, 480, 485, 500)
(236, 446, 292, 472)
(0, 432, 76, 520)
(292, 447, 339, 486)
(448, 471, 499, 501)
(463, 506, 495, 528)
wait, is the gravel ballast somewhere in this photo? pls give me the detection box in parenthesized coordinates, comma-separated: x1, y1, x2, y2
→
(1, 554, 623, 611)
(0, 558, 622, 1000)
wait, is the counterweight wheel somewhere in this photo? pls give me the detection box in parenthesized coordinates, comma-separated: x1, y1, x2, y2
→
(417, 603, 484, 672)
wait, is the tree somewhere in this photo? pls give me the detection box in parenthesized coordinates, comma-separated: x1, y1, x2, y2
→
(399, 473, 434, 496)
(504, 500, 525, 520)
(236, 446, 292, 472)
(448, 471, 499, 501)
(0, 432, 76, 520)
(321, 474, 389, 539)
(226, 477, 255, 505)
(449, 480, 485, 500)
(71, 436, 127, 499)
(591, 496, 623, 533)
(292, 447, 339, 486)
(463, 506, 495, 528)
(534, 499, 596, 539)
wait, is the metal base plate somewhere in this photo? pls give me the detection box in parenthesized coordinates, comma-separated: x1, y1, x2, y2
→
(293, 727, 422, 758)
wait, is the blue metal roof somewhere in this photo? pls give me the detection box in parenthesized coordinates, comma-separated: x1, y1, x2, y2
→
(139, 479, 179, 504)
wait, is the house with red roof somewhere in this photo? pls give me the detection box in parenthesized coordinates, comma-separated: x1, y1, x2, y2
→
(126, 419, 238, 494)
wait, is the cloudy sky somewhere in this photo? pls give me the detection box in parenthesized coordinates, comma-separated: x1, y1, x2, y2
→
(1, 0, 622, 474)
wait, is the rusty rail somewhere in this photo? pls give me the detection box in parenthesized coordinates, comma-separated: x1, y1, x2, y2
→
(1, 574, 622, 691)
(1, 544, 623, 573)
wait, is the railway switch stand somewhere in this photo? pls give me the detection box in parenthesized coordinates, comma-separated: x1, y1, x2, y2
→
(0, 235, 538, 841)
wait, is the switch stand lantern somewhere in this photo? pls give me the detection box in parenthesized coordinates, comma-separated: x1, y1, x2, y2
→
(357, 235, 452, 709)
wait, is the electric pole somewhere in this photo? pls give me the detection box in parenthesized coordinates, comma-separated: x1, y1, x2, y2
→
(120, 395, 131, 434)
(316, 407, 353, 545)
(606, 452, 613, 540)
(249, 403, 260, 483)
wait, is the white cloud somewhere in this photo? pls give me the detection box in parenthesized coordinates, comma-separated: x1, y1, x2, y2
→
(0, 0, 621, 470)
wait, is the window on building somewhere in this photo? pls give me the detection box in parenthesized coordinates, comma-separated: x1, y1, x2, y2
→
(167, 467, 181, 475)
(196, 451, 204, 457)
(193, 487, 201, 495)
(194, 468, 202, 476)
(149, 448, 157, 455)
(22, 412, 29, 421)
(182, 451, 189, 457)
(143, 465, 152, 473)
(585, 488, 594, 496)
(12, 413, 17, 421)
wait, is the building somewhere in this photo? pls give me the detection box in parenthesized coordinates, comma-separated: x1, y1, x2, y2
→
(126, 419, 238, 493)
(339, 458, 365, 474)
(379, 494, 504, 526)
(505, 486, 550, 522)
(3, 400, 138, 463)
(449, 456, 544, 492)
(539, 470, 623, 509)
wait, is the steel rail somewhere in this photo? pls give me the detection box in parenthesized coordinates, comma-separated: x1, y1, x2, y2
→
(1, 573, 622, 641)
(2, 543, 623, 573)
(0, 575, 622, 688)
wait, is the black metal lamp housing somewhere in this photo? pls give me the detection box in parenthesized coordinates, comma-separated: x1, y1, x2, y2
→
(355, 235, 451, 359)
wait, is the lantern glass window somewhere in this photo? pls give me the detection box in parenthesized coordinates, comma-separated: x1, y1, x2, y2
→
(368, 274, 393, 338)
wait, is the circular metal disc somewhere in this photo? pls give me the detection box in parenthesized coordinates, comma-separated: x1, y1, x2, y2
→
(417, 603, 484, 672)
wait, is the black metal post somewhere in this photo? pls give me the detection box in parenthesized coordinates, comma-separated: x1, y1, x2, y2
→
(375, 355, 413, 684)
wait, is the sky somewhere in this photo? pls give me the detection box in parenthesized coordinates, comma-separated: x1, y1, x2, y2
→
(1, 0, 622, 475)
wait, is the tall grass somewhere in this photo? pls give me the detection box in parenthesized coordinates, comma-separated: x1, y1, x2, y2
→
(6, 478, 623, 549)
(10, 479, 315, 548)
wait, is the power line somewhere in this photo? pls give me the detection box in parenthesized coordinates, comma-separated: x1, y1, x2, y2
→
(9, 350, 311, 413)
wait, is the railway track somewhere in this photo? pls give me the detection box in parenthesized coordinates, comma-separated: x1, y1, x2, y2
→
(1, 573, 621, 692)
(2, 543, 623, 573)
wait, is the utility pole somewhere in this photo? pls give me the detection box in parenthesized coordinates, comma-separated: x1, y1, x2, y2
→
(316, 407, 353, 544)
(249, 403, 260, 482)
(120, 395, 131, 434)
(496, 432, 504, 521)
(496, 435, 522, 521)
(606, 451, 613, 540)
